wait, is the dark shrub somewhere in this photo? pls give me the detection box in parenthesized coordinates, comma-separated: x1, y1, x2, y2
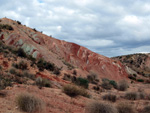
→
(86, 101, 118, 113)
(102, 93, 117, 102)
(9, 68, 17, 74)
(13, 60, 28, 70)
(16, 93, 44, 112)
(53, 68, 60, 75)
(0, 24, 13, 30)
(142, 106, 150, 113)
(17, 21, 21, 25)
(37, 59, 55, 71)
(17, 48, 27, 58)
(73, 70, 77, 75)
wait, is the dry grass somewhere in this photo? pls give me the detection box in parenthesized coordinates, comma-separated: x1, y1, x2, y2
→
(102, 93, 117, 102)
(86, 101, 118, 113)
(117, 80, 128, 91)
(125, 92, 138, 100)
(63, 84, 89, 98)
(117, 102, 136, 113)
(16, 93, 45, 113)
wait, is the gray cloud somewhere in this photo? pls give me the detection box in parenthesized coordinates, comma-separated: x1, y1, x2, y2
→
(0, 0, 150, 57)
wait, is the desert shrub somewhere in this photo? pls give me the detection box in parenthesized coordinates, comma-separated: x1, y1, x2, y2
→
(16, 93, 44, 112)
(142, 106, 150, 113)
(63, 84, 89, 97)
(87, 73, 99, 84)
(37, 59, 55, 71)
(13, 60, 28, 70)
(109, 80, 117, 89)
(35, 77, 51, 89)
(117, 102, 136, 113)
(0, 78, 12, 90)
(86, 101, 118, 113)
(73, 70, 77, 75)
(62, 61, 74, 70)
(17, 48, 27, 58)
(17, 21, 21, 25)
(93, 86, 100, 91)
(137, 79, 144, 82)
(102, 93, 117, 102)
(74, 77, 89, 89)
(128, 75, 136, 80)
(138, 92, 146, 99)
(0, 91, 7, 97)
(101, 81, 112, 90)
(117, 80, 128, 91)
(63, 73, 71, 81)
(147, 94, 150, 100)
(9, 68, 16, 74)
(53, 68, 60, 75)
(125, 92, 138, 100)
(22, 71, 35, 80)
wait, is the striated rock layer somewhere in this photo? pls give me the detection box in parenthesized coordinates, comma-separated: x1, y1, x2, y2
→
(0, 18, 128, 80)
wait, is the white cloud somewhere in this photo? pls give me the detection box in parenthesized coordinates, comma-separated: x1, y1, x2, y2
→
(0, 0, 150, 57)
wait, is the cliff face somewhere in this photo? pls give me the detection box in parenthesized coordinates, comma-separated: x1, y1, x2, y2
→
(0, 18, 128, 80)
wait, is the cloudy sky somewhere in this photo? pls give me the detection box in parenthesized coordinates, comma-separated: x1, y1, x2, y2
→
(0, 0, 150, 57)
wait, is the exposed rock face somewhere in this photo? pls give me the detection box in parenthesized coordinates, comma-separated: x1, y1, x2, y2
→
(0, 18, 128, 80)
(113, 53, 150, 77)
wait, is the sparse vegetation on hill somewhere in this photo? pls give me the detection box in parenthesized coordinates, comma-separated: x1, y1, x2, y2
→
(0, 24, 13, 30)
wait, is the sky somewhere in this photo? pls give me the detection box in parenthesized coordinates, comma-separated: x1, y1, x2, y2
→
(0, 0, 150, 57)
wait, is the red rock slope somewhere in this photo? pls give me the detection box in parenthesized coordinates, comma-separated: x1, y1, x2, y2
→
(0, 18, 128, 80)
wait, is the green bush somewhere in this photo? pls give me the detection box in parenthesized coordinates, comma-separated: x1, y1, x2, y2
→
(137, 79, 144, 82)
(16, 93, 44, 112)
(74, 77, 89, 89)
(102, 93, 117, 102)
(117, 102, 136, 113)
(63, 84, 89, 97)
(86, 101, 118, 113)
(109, 80, 117, 89)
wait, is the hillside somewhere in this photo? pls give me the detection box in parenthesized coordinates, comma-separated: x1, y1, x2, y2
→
(113, 53, 150, 83)
(0, 17, 128, 80)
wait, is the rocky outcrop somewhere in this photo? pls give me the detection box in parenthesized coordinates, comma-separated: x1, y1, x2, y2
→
(0, 18, 128, 80)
